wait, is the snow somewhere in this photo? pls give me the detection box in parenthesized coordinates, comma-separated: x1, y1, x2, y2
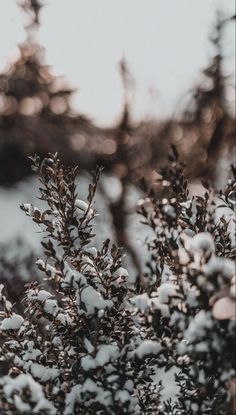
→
(22, 203, 35, 216)
(130, 293, 150, 312)
(62, 261, 114, 316)
(14, 394, 32, 412)
(85, 247, 98, 258)
(35, 260, 59, 279)
(124, 379, 134, 392)
(135, 340, 162, 359)
(185, 287, 199, 308)
(27, 288, 53, 304)
(80, 257, 97, 276)
(181, 232, 215, 263)
(81, 344, 119, 370)
(189, 232, 215, 263)
(112, 266, 129, 287)
(27, 289, 56, 315)
(184, 310, 213, 342)
(1, 373, 56, 414)
(178, 246, 190, 265)
(35, 258, 45, 268)
(1, 162, 235, 412)
(227, 190, 236, 205)
(75, 199, 89, 211)
(52, 336, 62, 348)
(115, 389, 131, 403)
(63, 261, 114, 315)
(45, 264, 58, 278)
(153, 366, 179, 403)
(180, 200, 192, 209)
(215, 196, 235, 244)
(95, 344, 119, 366)
(130, 289, 177, 317)
(56, 312, 72, 326)
(1, 313, 24, 331)
(22, 341, 41, 361)
(191, 403, 199, 412)
(64, 385, 81, 414)
(64, 379, 113, 415)
(113, 267, 129, 279)
(75, 199, 94, 221)
(0, 175, 149, 283)
(43, 299, 59, 316)
(212, 297, 236, 320)
(30, 363, 59, 382)
(77, 285, 113, 316)
(84, 337, 95, 353)
(158, 283, 180, 304)
(203, 256, 235, 279)
(38, 290, 53, 302)
(61, 262, 86, 289)
(21, 203, 40, 218)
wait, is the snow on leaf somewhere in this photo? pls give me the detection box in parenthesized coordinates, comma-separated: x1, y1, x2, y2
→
(1, 373, 56, 414)
(1, 313, 24, 331)
(43, 299, 59, 316)
(81, 345, 119, 371)
(75, 199, 89, 211)
(135, 340, 162, 359)
(203, 256, 235, 279)
(30, 363, 59, 382)
(61, 262, 86, 289)
(130, 293, 150, 312)
(113, 267, 129, 279)
(212, 297, 236, 320)
(158, 283, 180, 304)
(184, 310, 213, 342)
(77, 285, 113, 316)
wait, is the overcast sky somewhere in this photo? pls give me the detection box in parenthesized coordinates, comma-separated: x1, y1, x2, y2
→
(0, 0, 235, 126)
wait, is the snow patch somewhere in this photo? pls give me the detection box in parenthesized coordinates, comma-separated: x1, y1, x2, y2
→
(135, 340, 162, 359)
(1, 313, 24, 331)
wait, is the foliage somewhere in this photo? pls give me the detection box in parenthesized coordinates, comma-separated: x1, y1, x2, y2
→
(0, 153, 235, 414)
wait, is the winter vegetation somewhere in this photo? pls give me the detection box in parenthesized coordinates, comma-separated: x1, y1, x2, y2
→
(0, 1, 235, 414)
(0, 152, 235, 414)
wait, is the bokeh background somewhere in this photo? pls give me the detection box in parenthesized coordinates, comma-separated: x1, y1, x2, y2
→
(0, 0, 235, 302)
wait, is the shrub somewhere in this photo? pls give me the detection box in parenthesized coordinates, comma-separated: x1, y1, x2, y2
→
(0, 153, 235, 414)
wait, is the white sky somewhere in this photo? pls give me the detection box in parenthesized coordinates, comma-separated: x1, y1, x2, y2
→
(0, 0, 235, 126)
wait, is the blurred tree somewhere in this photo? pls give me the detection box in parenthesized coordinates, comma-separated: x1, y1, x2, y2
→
(0, 0, 94, 184)
(183, 12, 235, 183)
(0, 2, 234, 275)
(0, 3, 234, 187)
